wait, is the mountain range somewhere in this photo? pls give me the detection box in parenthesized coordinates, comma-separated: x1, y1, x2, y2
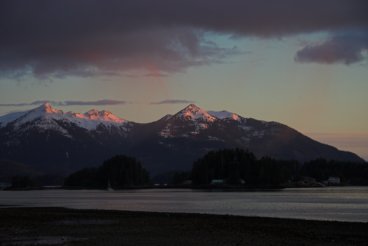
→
(0, 103, 364, 176)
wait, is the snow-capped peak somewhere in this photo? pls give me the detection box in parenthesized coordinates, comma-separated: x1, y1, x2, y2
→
(208, 110, 241, 121)
(83, 109, 125, 123)
(15, 102, 64, 125)
(37, 102, 61, 114)
(85, 109, 99, 118)
(0, 103, 127, 130)
(175, 104, 216, 122)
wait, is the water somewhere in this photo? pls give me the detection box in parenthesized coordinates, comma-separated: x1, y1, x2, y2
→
(1, 187, 367, 222)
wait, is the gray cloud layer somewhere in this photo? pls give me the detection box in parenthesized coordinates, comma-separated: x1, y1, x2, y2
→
(0, 99, 196, 107)
(0, 0, 367, 78)
(0, 100, 127, 107)
(295, 32, 368, 64)
(150, 99, 195, 105)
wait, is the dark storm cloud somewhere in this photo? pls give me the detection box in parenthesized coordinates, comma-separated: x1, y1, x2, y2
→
(295, 32, 368, 64)
(0, 100, 127, 107)
(150, 99, 195, 105)
(0, 0, 367, 78)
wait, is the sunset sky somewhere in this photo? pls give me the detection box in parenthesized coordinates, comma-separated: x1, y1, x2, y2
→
(0, 1, 367, 159)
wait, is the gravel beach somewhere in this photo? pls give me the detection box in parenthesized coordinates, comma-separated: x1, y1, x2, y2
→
(0, 207, 367, 246)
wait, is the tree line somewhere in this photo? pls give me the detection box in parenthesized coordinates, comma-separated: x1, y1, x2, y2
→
(191, 149, 298, 187)
(301, 158, 368, 185)
(190, 149, 368, 187)
(64, 149, 368, 189)
(8, 149, 365, 189)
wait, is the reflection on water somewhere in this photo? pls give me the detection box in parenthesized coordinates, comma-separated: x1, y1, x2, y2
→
(1, 187, 368, 222)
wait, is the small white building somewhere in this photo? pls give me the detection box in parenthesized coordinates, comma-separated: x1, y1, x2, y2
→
(327, 176, 341, 185)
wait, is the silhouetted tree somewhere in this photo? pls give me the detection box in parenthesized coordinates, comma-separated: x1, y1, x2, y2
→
(301, 159, 368, 185)
(257, 157, 298, 185)
(192, 149, 257, 185)
(171, 171, 191, 185)
(98, 155, 150, 188)
(10, 176, 38, 189)
(191, 149, 298, 187)
(64, 155, 150, 189)
(64, 168, 99, 188)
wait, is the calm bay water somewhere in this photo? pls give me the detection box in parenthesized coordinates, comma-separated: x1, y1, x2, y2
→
(1, 187, 368, 222)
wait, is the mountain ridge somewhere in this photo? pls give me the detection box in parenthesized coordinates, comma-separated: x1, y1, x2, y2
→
(0, 103, 364, 175)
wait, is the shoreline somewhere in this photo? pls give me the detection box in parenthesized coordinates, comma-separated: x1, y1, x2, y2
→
(1, 207, 367, 245)
(5, 184, 367, 191)
(1, 204, 367, 224)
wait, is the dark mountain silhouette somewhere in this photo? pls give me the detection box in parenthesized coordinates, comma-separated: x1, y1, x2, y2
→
(0, 160, 41, 182)
(0, 103, 364, 175)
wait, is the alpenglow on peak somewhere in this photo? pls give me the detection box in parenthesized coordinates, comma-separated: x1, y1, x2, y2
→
(0, 103, 127, 130)
(35, 102, 61, 114)
(174, 104, 217, 122)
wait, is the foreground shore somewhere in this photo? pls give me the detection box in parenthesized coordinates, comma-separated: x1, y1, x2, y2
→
(0, 207, 367, 246)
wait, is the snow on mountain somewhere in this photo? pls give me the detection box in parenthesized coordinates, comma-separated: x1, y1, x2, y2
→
(159, 105, 250, 137)
(160, 123, 173, 138)
(173, 104, 216, 122)
(208, 110, 242, 121)
(14, 103, 64, 126)
(0, 111, 27, 127)
(66, 109, 126, 130)
(0, 102, 128, 131)
(160, 105, 244, 138)
(0, 103, 364, 174)
(83, 109, 124, 123)
(172, 104, 243, 122)
(159, 104, 217, 137)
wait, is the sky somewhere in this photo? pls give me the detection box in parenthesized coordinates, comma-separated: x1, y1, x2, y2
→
(0, 0, 367, 160)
